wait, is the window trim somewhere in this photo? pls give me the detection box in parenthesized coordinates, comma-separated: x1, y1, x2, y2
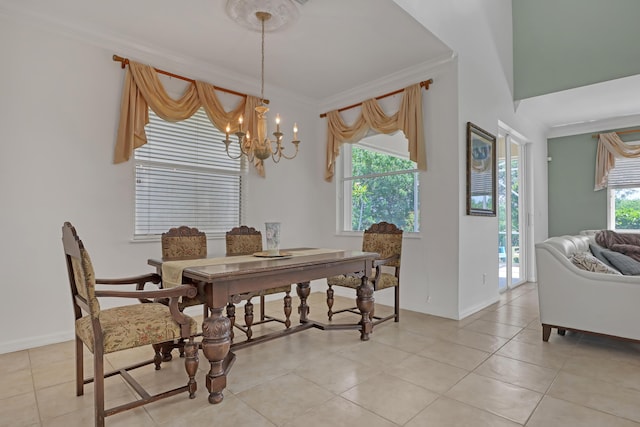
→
(337, 140, 421, 236)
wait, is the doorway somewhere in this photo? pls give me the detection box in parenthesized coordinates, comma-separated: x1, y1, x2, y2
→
(498, 129, 528, 291)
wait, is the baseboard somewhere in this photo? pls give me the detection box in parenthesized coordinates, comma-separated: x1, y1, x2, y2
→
(458, 295, 500, 320)
(0, 330, 75, 355)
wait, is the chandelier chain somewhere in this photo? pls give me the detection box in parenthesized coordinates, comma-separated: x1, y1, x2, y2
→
(261, 16, 265, 103)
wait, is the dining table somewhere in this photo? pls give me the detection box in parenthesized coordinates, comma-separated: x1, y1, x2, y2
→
(148, 247, 378, 404)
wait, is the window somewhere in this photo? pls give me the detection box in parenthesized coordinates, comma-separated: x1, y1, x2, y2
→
(339, 133, 419, 233)
(607, 153, 640, 231)
(134, 108, 245, 238)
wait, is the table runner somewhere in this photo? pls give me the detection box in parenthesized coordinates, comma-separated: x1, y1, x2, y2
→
(161, 248, 344, 288)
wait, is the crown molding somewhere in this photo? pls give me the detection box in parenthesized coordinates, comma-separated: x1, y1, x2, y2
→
(547, 113, 640, 139)
(317, 51, 456, 115)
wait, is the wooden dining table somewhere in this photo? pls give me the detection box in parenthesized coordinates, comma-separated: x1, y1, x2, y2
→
(148, 248, 377, 405)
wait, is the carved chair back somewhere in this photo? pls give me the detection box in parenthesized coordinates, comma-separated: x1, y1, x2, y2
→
(362, 221, 403, 273)
(161, 226, 207, 260)
(226, 225, 262, 256)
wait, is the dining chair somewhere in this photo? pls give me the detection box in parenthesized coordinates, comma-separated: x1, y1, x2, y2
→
(62, 222, 199, 427)
(158, 225, 208, 361)
(326, 221, 403, 324)
(225, 225, 292, 341)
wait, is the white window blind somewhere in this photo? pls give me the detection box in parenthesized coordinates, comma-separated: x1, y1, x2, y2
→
(608, 156, 640, 187)
(134, 108, 245, 237)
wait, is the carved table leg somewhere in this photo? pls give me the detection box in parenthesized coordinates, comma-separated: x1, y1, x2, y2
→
(296, 282, 311, 323)
(356, 277, 374, 341)
(244, 300, 254, 340)
(326, 285, 334, 320)
(284, 291, 292, 328)
(226, 303, 235, 342)
(201, 307, 231, 404)
(184, 340, 198, 399)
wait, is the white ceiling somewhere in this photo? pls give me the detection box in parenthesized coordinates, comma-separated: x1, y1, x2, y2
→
(2, 0, 639, 135)
(0, 0, 451, 102)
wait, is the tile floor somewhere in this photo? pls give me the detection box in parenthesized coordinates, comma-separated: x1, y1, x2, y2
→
(3, 284, 640, 426)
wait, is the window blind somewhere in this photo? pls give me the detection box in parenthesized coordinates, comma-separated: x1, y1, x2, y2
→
(134, 108, 245, 237)
(608, 156, 640, 187)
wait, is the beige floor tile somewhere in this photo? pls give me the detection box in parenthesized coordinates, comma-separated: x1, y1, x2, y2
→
(572, 335, 640, 367)
(437, 327, 510, 353)
(41, 402, 153, 427)
(0, 392, 40, 427)
(527, 395, 640, 427)
(385, 354, 469, 393)
(444, 373, 542, 424)
(478, 309, 537, 330)
(36, 377, 135, 421)
(293, 352, 376, 394)
(341, 372, 438, 425)
(0, 368, 34, 400)
(463, 319, 523, 339)
(406, 396, 521, 427)
(418, 340, 490, 370)
(369, 324, 438, 353)
(562, 352, 640, 392)
(283, 396, 397, 427)
(334, 340, 412, 370)
(156, 393, 276, 427)
(548, 371, 640, 422)
(236, 373, 335, 426)
(32, 355, 110, 390)
(496, 338, 572, 369)
(474, 354, 558, 393)
(0, 349, 31, 374)
(513, 327, 580, 347)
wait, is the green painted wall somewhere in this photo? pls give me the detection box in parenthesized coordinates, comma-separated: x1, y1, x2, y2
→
(548, 132, 606, 236)
(513, 0, 640, 100)
(548, 127, 640, 236)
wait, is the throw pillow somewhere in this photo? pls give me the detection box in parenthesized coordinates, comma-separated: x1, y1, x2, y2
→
(601, 250, 640, 275)
(589, 244, 616, 268)
(570, 252, 621, 275)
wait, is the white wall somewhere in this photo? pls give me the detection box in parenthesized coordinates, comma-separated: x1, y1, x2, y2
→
(394, 0, 549, 316)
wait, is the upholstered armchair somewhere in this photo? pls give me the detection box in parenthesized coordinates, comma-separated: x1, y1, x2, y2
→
(225, 225, 292, 341)
(327, 221, 403, 324)
(62, 222, 199, 427)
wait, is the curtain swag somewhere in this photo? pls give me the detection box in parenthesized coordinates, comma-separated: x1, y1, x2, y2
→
(114, 60, 265, 176)
(595, 132, 640, 190)
(324, 83, 426, 182)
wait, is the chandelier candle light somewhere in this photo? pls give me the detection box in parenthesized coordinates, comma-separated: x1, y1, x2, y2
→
(223, 9, 300, 162)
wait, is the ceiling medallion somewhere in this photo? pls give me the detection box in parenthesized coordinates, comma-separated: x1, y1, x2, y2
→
(225, 0, 299, 32)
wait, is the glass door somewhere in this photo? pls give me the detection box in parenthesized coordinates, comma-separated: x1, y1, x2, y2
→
(498, 131, 527, 291)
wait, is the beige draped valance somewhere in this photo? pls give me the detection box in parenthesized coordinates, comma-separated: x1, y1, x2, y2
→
(114, 61, 264, 176)
(594, 132, 640, 190)
(324, 83, 426, 182)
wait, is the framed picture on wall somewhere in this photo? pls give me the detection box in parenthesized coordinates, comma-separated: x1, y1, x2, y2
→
(466, 122, 496, 216)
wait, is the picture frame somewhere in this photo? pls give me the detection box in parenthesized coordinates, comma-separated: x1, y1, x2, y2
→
(466, 122, 496, 216)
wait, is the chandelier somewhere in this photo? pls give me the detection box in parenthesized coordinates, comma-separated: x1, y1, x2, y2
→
(224, 1, 300, 162)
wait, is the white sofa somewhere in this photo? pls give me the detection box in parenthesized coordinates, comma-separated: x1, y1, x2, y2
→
(535, 234, 640, 342)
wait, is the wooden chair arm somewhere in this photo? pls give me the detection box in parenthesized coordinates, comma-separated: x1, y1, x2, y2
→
(95, 273, 161, 286)
(373, 255, 400, 267)
(371, 255, 400, 283)
(96, 273, 162, 304)
(94, 284, 196, 300)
